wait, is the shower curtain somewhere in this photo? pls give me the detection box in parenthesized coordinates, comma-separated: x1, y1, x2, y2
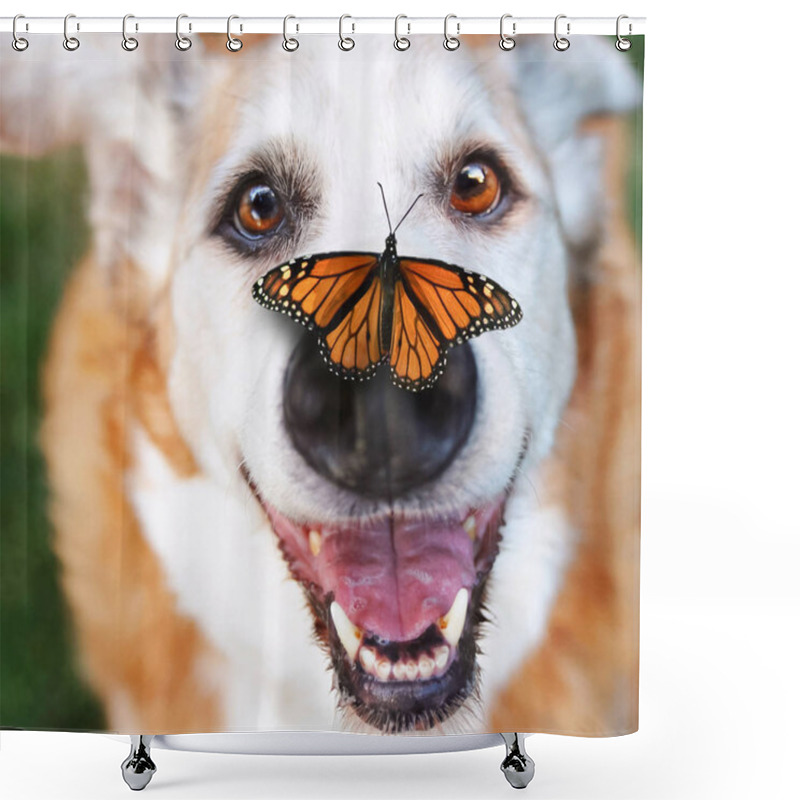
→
(0, 28, 644, 738)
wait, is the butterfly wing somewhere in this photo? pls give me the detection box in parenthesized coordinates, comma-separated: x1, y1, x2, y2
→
(252, 252, 386, 380)
(390, 257, 522, 391)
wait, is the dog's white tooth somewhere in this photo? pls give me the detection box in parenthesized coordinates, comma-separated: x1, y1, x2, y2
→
(438, 588, 469, 647)
(433, 646, 450, 671)
(418, 655, 435, 679)
(392, 661, 407, 681)
(463, 515, 477, 541)
(330, 602, 362, 661)
(359, 647, 376, 671)
(405, 660, 419, 681)
(376, 659, 392, 681)
(308, 529, 322, 556)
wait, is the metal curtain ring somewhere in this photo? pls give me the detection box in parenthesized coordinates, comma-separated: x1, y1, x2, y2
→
(443, 14, 460, 51)
(175, 14, 192, 51)
(616, 15, 632, 51)
(499, 14, 516, 50)
(394, 15, 410, 51)
(63, 13, 80, 51)
(339, 15, 355, 51)
(12, 14, 29, 51)
(227, 15, 243, 51)
(553, 14, 570, 51)
(282, 15, 299, 51)
(122, 14, 138, 51)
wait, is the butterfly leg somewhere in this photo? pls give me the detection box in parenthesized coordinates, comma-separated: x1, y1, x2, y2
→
(500, 733, 535, 789)
(121, 735, 157, 791)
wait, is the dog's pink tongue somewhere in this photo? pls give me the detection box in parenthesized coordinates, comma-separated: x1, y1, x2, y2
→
(317, 517, 475, 642)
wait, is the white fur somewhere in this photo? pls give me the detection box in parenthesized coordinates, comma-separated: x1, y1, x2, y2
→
(128, 427, 336, 729)
(479, 484, 578, 704)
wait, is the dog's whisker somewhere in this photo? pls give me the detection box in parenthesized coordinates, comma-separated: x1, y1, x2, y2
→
(222, 456, 248, 502)
(521, 471, 542, 509)
(558, 417, 576, 433)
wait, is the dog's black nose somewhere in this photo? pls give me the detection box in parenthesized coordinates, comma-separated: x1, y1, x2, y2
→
(283, 335, 476, 499)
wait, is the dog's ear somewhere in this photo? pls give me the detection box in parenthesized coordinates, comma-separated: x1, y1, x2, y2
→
(0, 34, 213, 286)
(504, 36, 642, 252)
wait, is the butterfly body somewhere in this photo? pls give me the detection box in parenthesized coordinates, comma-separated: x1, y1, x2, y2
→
(252, 232, 522, 392)
(376, 234, 399, 356)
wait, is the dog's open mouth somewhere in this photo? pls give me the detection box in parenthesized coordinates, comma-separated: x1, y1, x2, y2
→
(243, 467, 505, 732)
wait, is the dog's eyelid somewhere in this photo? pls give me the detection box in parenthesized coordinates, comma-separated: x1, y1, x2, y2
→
(444, 138, 505, 170)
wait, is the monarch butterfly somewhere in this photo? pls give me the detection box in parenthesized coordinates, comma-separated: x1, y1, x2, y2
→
(251, 186, 522, 392)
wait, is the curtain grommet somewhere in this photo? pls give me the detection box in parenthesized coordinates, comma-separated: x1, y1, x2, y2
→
(443, 14, 460, 51)
(282, 15, 299, 52)
(553, 14, 570, 51)
(394, 15, 410, 51)
(499, 14, 516, 50)
(338, 15, 355, 51)
(63, 13, 80, 51)
(616, 15, 632, 51)
(227, 15, 243, 52)
(12, 14, 29, 51)
(175, 14, 192, 51)
(121, 14, 138, 51)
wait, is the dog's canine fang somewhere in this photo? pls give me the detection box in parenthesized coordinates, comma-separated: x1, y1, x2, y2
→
(330, 601, 363, 661)
(438, 587, 469, 647)
(331, 587, 469, 676)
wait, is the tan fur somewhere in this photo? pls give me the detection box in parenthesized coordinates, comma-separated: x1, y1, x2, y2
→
(41, 257, 221, 734)
(38, 54, 251, 734)
(489, 116, 641, 734)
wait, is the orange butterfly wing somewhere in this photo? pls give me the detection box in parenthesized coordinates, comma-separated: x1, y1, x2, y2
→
(252, 252, 387, 379)
(390, 258, 522, 391)
(253, 252, 522, 390)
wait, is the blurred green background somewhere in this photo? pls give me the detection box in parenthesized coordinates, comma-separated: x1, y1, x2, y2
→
(0, 151, 106, 730)
(0, 38, 642, 732)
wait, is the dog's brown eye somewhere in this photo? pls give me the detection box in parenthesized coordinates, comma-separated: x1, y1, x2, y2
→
(450, 162, 501, 216)
(235, 182, 284, 236)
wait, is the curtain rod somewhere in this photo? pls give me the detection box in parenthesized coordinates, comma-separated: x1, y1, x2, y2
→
(0, 16, 646, 37)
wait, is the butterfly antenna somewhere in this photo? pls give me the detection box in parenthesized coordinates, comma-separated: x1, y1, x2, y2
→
(392, 192, 425, 234)
(377, 182, 393, 233)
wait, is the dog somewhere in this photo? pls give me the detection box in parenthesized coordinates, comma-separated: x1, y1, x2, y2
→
(0, 32, 641, 735)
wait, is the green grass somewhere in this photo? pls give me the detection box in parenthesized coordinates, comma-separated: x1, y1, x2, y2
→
(624, 36, 645, 253)
(0, 150, 106, 730)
